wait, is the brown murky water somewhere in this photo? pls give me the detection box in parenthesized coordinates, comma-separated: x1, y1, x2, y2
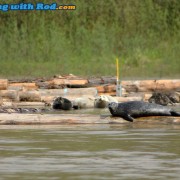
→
(0, 123, 180, 180)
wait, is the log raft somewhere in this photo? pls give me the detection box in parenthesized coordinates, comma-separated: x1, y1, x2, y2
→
(0, 113, 179, 125)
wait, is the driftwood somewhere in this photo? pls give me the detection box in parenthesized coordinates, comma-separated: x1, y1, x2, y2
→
(115, 96, 142, 102)
(122, 79, 180, 92)
(0, 90, 19, 101)
(52, 78, 88, 87)
(12, 102, 46, 107)
(0, 113, 179, 125)
(0, 79, 8, 90)
(39, 88, 97, 97)
(8, 82, 38, 90)
(19, 91, 41, 102)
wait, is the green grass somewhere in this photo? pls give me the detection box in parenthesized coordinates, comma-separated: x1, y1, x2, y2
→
(0, 0, 179, 79)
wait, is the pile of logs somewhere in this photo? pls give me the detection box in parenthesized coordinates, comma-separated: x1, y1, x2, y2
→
(0, 75, 180, 106)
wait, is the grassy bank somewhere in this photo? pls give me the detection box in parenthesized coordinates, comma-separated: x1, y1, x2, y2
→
(0, 0, 179, 79)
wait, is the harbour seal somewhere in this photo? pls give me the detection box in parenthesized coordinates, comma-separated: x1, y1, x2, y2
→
(94, 95, 118, 108)
(52, 97, 72, 110)
(108, 101, 180, 122)
(149, 92, 180, 105)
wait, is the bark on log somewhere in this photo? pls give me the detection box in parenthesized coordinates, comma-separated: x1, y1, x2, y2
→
(39, 88, 98, 97)
(122, 80, 180, 92)
(0, 90, 19, 101)
(52, 78, 88, 87)
(96, 85, 116, 93)
(115, 96, 143, 102)
(13, 102, 46, 107)
(9, 83, 38, 90)
(0, 113, 179, 125)
(0, 79, 8, 90)
(19, 91, 41, 102)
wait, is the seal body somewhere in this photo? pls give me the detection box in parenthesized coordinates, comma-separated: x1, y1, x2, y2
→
(108, 101, 180, 122)
(53, 97, 72, 110)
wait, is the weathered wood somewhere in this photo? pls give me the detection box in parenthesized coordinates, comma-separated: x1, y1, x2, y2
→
(13, 102, 46, 107)
(143, 93, 153, 101)
(9, 83, 38, 90)
(115, 96, 143, 102)
(0, 90, 19, 101)
(96, 85, 116, 93)
(39, 88, 98, 97)
(0, 79, 8, 90)
(19, 91, 41, 102)
(122, 79, 180, 92)
(52, 78, 88, 87)
(0, 113, 179, 125)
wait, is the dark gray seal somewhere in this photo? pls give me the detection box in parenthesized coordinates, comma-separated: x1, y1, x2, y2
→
(149, 92, 179, 105)
(108, 101, 180, 122)
(53, 97, 72, 110)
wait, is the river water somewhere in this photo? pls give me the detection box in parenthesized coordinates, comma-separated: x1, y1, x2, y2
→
(0, 123, 180, 180)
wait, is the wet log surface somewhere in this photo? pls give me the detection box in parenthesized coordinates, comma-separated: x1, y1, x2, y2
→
(0, 113, 179, 125)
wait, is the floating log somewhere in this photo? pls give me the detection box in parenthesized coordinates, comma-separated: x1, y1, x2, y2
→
(19, 91, 41, 102)
(0, 90, 19, 101)
(9, 83, 38, 90)
(96, 84, 127, 96)
(0, 113, 179, 125)
(115, 96, 143, 102)
(39, 88, 98, 97)
(96, 85, 116, 93)
(13, 102, 46, 107)
(0, 79, 8, 90)
(88, 77, 117, 86)
(0, 97, 2, 106)
(143, 93, 153, 101)
(52, 78, 88, 87)
(122, 79, 180, 92)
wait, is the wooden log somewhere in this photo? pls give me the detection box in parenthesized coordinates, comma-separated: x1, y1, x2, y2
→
(122, 79, 180, 92)
(96, 85, 127, 96)
(0, 79, 8, 90)
(88, 77, 116, 86)
(9, 83, 38, 90)
(96, 85, 116, 93)
(39, 88, 98, 97)
(35, 80, 54, 89)
(115, 96, 143, 102)
(13, 102, 46, 107)
(0, 97, 2, 106)
(0, 113, 179, 125)
(0, 90, 19, 101)
(19, 91, 41, 102)
(143, 93, 153, 101)
(98, 92, 116, 96)
(52, 78, 88, 87)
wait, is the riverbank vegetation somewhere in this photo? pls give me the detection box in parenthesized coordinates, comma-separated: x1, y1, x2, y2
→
(0, 0, 179, 79)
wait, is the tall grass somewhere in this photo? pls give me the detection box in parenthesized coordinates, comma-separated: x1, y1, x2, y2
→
(0, 0, 179, 79)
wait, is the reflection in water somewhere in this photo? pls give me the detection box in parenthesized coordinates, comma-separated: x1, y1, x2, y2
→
(0, 125, 180, 180)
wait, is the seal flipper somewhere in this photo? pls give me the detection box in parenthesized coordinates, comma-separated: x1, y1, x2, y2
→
(123, 114, 134, 122)
(170, 111, 180, 116)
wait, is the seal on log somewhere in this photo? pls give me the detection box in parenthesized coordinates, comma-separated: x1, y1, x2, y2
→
(108, 101, 180, 122)
(148, 92, 180, 105)
(52, 97, 72, 110)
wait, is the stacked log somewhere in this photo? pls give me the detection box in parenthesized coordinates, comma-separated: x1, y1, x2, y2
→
(0, 77, 179, 105)
(0, 79, 8, 90)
